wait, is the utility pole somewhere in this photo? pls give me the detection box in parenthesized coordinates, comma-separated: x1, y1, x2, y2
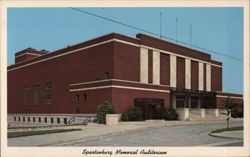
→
(190, 24, 192, 47)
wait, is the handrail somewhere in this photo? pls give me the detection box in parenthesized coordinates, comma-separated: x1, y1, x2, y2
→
(82, 117, 91, 126)
(66, 116, 75, 125)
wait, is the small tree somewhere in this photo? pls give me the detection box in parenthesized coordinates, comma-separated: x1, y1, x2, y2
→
(223, 97, 235, 129)
(96, 101, 115, 124)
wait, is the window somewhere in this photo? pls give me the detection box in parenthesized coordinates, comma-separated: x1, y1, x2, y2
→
(38, 117, 41, 123)
(44, 117, 47, 123)
(28, 117, 30, 122)
(57, 118, 60, 124)
(64, 118, 67, 124)
(176, 95, 186, 108)
(23, 117, 25, 122)
(33, 117, 36, 122)
(84, 93, 87, 101)
(75, 94, 80, 102)
(104, 72, 110, 79)
(24, 86, 29, 105)
(51, 118, 54, 123)
(18, 117, 20, 122)
(33, 85, 40, 105)
(45, 82, 53, 104)
(14, 117, 16, 121)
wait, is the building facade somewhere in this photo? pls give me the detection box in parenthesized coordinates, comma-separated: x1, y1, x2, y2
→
(8, 33, 243, 121)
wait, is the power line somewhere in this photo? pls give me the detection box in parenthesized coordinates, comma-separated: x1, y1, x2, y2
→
(70, 7, 159, 37)
(69, 7, 242, 61)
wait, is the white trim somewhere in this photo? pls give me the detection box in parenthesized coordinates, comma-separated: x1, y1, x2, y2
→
(8, 36, 222, 72)
(216, 95, 243, 99)
(198, 62, 204, 91)
(170, 55, 176, 87)
(15, 52, 43, 58)
(140, 45, 222, 68)
(8, 39, 115, 72)
(185, 58, 191, 89)
(206, 64, 211, 91)
(114, 39, 140, 47)
(70, 85, 170, 93)
(153, 50, 160, 84)
(140, 47, 148, 83)
(69, 78, 170, 87)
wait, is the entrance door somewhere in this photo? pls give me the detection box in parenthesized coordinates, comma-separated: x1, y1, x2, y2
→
(138, 104, 157, 120)
(134, 98, 164, 120)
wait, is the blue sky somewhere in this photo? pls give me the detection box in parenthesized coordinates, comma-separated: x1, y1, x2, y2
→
(7, 8, 243, 94)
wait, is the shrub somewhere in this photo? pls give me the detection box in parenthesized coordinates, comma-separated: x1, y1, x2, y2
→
(96, 101, 115, 124)
(162, 108, 178, 120)
(127, 107, 141, 121)
(121, 114, 129, 121)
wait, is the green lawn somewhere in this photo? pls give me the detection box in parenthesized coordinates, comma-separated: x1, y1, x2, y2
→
(8, 128, 82, 138)
(211, 126, 243, 134)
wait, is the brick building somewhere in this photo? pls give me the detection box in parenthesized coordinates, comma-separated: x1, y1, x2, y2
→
(7, 33, 243, 124)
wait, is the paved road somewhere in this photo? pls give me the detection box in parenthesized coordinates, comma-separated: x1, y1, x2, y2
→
(54, 122, 243, 147)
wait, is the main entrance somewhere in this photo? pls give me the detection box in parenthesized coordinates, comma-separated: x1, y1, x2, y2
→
(170, 88, 216, 109)
(135, 98, 164, 120)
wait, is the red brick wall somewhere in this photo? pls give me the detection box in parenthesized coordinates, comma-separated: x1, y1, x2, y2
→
(15, 55, 33, 63)
(148, 50, 153, 83)
(177, 57, 185, 88)
(211, 66, 222, 91)
(113, 42, 140, 82)
(112, 88, 170, 114)
(137, 33, 215, 63)
(216, 97, 243, 109)
(203, 64, 206, 91)
(8, 42, 115, 113)
(191, 61, 198, 90)
(69, 89, 112, 113)
(160, 53, 170, 85)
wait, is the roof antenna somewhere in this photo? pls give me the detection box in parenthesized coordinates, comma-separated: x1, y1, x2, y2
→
(176, 18, 178, 43)
(190, 24, 192, 47)
(160, 12, 162, 39)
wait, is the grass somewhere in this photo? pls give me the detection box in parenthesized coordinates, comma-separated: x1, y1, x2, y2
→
(8, 128, 82, 138)
(211, 126, 243, 134)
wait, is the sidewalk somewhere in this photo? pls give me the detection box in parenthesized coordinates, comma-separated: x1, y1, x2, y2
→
(210, 130, 243, 139)
(8, 119, 243, 146)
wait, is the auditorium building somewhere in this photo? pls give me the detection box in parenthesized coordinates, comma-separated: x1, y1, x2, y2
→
(7, 33, 243, 125)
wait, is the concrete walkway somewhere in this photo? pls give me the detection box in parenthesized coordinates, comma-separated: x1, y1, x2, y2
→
(210, 130, 243, 139)
(8, 119, 243, 147)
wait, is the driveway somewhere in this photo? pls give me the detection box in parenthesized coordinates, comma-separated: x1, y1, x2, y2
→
(8, 120, 243, 147)
(54, 122, 243, 146)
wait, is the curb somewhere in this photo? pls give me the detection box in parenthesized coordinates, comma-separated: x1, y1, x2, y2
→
(197, 139, 243, 146)
(208, 132, 243, 140)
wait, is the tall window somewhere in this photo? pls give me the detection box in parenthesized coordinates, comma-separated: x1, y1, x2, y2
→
(84, 93, 88, 101)
(75, 94, 80, 102)
(24, 86, 29, 105)
(45, 82, 52, 104)
(33, 85, 40, 105)
(104, 72, 110, 79)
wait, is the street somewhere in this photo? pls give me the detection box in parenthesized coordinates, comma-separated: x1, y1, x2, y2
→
(52, 122, 243, 147)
